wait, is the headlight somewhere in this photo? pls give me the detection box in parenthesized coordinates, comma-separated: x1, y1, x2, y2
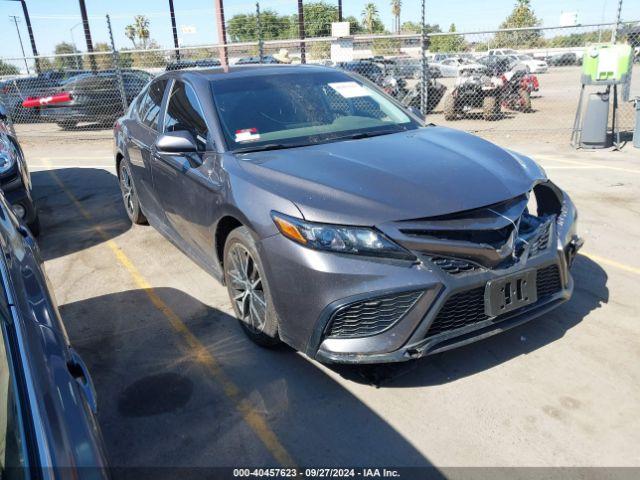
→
(271, 211, 415, 261)
(0, 138, 16, 175)
(0, 153, 15, 175)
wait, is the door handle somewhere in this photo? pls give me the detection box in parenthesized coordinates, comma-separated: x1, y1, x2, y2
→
(67, 348, 98, 414)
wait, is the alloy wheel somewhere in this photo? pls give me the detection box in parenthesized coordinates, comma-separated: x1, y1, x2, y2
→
(120, 164, 135, 217)
(226, 244, 267, 333)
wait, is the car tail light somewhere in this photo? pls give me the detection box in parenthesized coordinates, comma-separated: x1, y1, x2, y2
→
(22, 92, 73, 108)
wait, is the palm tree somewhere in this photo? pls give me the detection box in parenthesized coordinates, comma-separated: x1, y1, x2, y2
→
(134, 15, 150, 49)
(390, 0, 402, 33)
(361, 3, 379, 34)
(125, 15, 150, 49)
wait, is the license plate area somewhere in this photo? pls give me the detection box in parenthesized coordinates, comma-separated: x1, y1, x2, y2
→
(485, 269, 537, 317)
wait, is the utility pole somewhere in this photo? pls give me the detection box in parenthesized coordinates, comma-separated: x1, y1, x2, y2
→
(18, 1, 39, 72)
(256, 2, 264, 63)
(213, 0, 228, 68)
(78, 0, 96, 71)
(338, 0, 342, 22)
(612, 0, 623, 43)
(9, 15, 29, 74)
(297, 0, 305, 64)
(168, 0, 181, 61)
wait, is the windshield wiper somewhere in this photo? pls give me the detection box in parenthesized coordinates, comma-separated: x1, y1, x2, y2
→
(233, 143, 309, 154)
(327, 128, 408, 142)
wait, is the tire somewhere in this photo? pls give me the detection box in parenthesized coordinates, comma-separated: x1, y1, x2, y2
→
(443, 94, 458, 121)
(56, 121, 77, 130)
(27, 214, 40, 237)
(519, 89, 532, 112)
(118, 158, 147, 225)
(223, 226, 281, 348)
(482, 95, 500, 121)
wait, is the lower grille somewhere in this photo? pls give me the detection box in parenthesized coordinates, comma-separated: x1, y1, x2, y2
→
(536, 264, 562, 299)
(425, 264, 563, 338)
(326, 290, 423, 339)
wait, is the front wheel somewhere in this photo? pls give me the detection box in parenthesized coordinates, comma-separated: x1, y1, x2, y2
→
(483, 95, 500, 121)
(224, 226, 281, 348)
(443, 94, 458, 121)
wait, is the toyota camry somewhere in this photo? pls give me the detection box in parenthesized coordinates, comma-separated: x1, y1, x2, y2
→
(113, 65, 582, 364)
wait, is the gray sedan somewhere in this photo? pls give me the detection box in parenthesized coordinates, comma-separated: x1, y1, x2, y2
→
(113, 65, 582, 364)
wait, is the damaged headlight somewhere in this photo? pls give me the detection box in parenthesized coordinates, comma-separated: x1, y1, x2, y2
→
(271, 211, 415, 261)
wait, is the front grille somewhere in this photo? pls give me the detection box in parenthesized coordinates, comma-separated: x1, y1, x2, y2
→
(426, 256, 484, 275)
(326, 290, 423, 339)
(425, 263, 563, 338)
(536, 264, 562, 299)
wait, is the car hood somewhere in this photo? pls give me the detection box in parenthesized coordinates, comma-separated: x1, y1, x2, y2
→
(237, 126, 546, 225)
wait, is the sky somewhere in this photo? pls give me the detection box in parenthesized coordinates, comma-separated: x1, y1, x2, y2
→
(1, 0, 639, 60)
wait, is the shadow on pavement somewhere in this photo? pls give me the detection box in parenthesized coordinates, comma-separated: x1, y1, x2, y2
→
(332, 254, 608, 387)
(32, 168, 130, 261)
(59, 287, 434, 470)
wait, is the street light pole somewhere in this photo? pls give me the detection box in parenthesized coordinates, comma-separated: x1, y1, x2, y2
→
(213, 0, 228, 68)
(297, 0, 305, 64)
(168, 0, 181, 61)
(77, 0, 96, 70)
(9, 15, 29, 74)
(338, 0, 342, 22)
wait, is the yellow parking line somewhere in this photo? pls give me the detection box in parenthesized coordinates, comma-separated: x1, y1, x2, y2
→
(43, 161, 296, 468)
(581, 251, 640, 276)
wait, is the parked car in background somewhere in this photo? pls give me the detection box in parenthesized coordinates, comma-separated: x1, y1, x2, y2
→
(166, 59, 221, 71)
(0, 104, 39, 235)
(336, 60, 385, 84)
(0, 189, 109, 477)
(0, 70, 87, 123)
(235, 55, 282, 65)
(506, 54, 549, 73)
(114, 64, 582, 364)
(487, 48, 518, 56)
(37, 70, 153, 129)
(546, 52, 583, 66)
(430, 57, 486, 78)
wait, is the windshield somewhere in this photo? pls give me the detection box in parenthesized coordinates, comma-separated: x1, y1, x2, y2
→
(211, 70, 419, 151)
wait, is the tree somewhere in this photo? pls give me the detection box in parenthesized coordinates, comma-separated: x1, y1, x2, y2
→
(430, 23, 466, 52)
(125, 15, 151, 49)
(53, 42, 83, 70)
(227, 10, 291, 42)
(493, 0, 543, 48)
(361, 3, 380, 34)
(292, 1, 339, 38)
(0, 60, 19, 76)
(344, 15, 363, 34)
(400, 21, 421, 33)
(390, 0, 402, 34)
(87, 42, 114, 70)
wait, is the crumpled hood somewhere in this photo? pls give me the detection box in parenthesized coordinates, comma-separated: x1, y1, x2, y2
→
(238, 126, 546, 225)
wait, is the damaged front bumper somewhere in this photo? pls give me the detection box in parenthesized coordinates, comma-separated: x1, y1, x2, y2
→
(262, 183, 582, 364)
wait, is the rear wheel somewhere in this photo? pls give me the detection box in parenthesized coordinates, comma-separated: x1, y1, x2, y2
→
(482, 95, 500, 121)
(119, 158, 147, 225)
(519, 89, 532, 112)
(443, 94, 458, 121)
(224, 227, 281, 348)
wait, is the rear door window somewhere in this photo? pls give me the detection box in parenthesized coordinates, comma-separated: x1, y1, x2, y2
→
(140, 79, 167, 131)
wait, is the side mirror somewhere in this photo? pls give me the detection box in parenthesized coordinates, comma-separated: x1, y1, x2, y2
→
(155, 130, 198, 154)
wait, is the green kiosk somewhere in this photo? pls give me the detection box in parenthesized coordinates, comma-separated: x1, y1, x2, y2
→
(570, 43, 634, 149)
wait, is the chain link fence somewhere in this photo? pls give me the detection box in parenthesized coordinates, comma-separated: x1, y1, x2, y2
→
(1, 20, 638, 147)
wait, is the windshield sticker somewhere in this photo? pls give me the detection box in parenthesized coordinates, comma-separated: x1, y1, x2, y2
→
(328, 81, 369, 98)
(235, 128, 261, 142)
